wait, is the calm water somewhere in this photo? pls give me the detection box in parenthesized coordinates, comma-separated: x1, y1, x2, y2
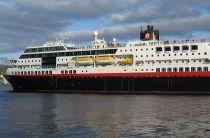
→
(0, 86, 210, 137)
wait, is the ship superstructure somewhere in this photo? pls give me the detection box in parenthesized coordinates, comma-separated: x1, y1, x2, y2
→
(5, 25, 210, 93)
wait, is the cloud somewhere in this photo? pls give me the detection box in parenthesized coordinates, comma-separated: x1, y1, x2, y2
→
(0, 0, 210, 56)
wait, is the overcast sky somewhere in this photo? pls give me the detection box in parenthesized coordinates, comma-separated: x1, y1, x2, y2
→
(0, 0, 210, 63)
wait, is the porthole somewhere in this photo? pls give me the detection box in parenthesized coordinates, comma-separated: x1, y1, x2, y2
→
(204, 52, 207, 55)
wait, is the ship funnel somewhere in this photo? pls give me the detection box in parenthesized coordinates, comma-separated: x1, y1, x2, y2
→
(140, 25, 159, 41)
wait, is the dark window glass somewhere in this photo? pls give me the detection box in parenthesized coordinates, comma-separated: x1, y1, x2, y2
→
(156, 47, 162, 52)
(197, 67, 202, 72)
(185, 67, 189, 72)
(179, 67, 183, 72)
(191, 67, 196, 72)
(167, 68, 172, 72)
(204, 67, 208, 71)
(191, 45, 198, 50)
(173, 46, 180, 51)
(182, 45, 189, 51)
(162, 68, 166, 72)
(165, 47, 171, 52)
(173, 68, 177, 72)
(156, 68, 160, 72)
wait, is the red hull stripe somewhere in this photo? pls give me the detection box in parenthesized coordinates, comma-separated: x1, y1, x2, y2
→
(9, 72, 210, 78)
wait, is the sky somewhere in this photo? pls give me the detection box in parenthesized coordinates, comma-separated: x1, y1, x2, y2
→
(0, 0, 210, 64)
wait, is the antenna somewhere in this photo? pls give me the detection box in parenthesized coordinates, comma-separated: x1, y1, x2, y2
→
(94, 31, 99, 40)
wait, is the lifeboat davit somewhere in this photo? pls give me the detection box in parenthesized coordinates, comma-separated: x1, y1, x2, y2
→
(74, 56, 94, 66)
(95, 55, 117, 65)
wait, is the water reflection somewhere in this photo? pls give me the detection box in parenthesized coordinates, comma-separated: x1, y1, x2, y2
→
(1, 86, 210, 137)
(39, 94, 58, 136)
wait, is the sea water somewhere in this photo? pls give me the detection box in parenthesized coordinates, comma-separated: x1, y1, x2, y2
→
(0, 86, 210, 137)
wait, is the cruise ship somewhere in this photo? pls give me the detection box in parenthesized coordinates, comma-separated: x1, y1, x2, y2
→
(4, 25, 210, 93)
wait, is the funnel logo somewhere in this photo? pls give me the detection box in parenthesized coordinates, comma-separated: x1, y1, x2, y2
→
(145, 33, 150, 39)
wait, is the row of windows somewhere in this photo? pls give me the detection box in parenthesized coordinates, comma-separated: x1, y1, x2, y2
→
(20, 49, 117, 59)
(12, 70, 52, 75)
(61, 70, 76, 74)
(18, 60, 41, 63)
(156, 67, 208, 72)
(24, 46, 65, 53)
(135, 52, 207, 58)
(156, 45, 198, 52)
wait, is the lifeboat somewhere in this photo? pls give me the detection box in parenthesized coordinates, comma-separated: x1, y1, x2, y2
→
(118, 57, 133, 65)
(95, 55, 117, 65)
(74, 56, 94, 66)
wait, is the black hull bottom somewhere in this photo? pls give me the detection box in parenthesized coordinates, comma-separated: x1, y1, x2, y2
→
(5, 75, 210, 94)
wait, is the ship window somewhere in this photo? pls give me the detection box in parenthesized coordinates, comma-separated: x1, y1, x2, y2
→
(156, 47, 162, 52)
(182, 45, 189, 51)
(198, 53, 201, 55)
(167, 68, 172, 72)
(192, 53, 194, 55)
(35, 71, 37, 74)
(46, 71, 48, 74)
(191, 45, 198, 50)
(197, 67, 202, 72)
(49, 71, 52, 74)
(204, 67, 208, 71)
(73, 70, 76, 74)
(204, 52, 207, 55)
(38, 71, 41, 74)
(185, 67, 189, 72)
(28, 71, 30, 75)
(61, 70, 64, 74)
(179, 67, 183, 72)
(69, 70, 72, 74)
(164, 47, 171, 52)
(162, 68, 166, 72)
(42, 71, 44, 74)
(191, 67, 195, 72)
(173, 68, 177, 72)
(173, 46, 180, 51)
(65, 70, 68, 74)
